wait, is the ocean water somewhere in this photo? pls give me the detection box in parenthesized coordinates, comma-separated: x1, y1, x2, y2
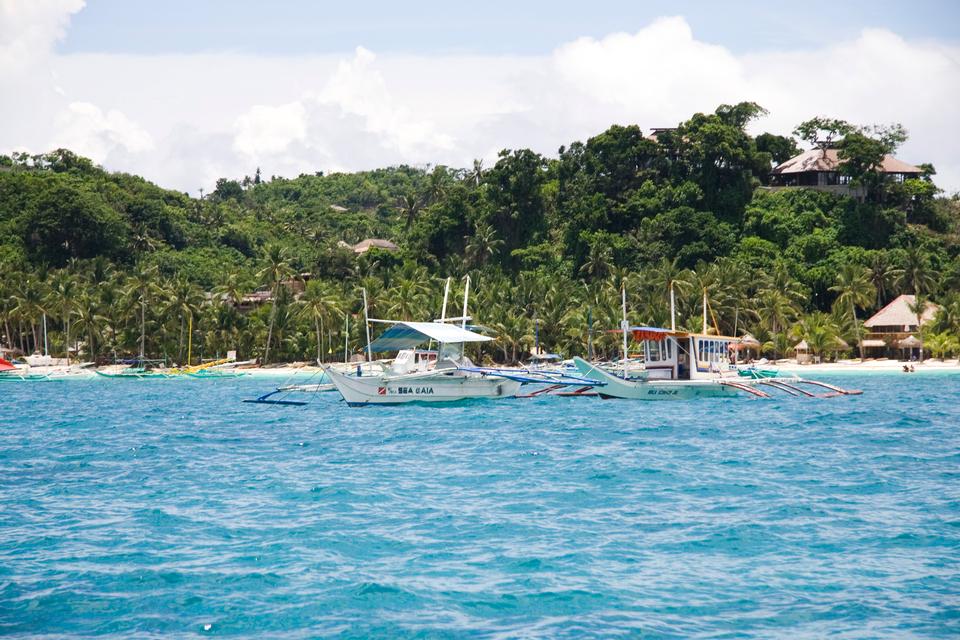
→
(1, 374, 958, 638)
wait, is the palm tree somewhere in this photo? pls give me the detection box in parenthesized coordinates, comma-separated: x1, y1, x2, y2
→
(907, 295, 930, 362)
(384, 276, 431, 321)
(579, 242, 613, 281)
(867, 252, 897, 309)
(647, 257, 695, 329)
(164, 277, 204, 364)
(124, 264, 159, 360)
(464, 223, 504, 269)
(214, 272, 247, 308)
(72, 291, 106, 361)
(752, 290, 798, 358)
(897, 246, 937, 298)
(49, 270, 80, 362)
(467, 159, 484, 187)
(397, 192, 423, 230)
(300, 280, 343, 363)
(12, 277, 47, 354)
(493, 314, 532, 363)
(829, 264, 875, 361)
(257, 245, 296, 364)
(793, 312, 841, 363)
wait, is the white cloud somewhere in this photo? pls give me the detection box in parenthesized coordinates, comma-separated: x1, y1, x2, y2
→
(0, 0, 84, 73)
(234, 102, 307, 156)
(53, 101, 154, 160)
(1, 10, 958, 194)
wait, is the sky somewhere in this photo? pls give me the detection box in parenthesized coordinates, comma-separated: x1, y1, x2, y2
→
(1, 0, 959, 193)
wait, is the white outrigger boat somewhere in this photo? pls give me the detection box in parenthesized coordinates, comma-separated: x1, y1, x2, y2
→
(324, 277, 523, 406)
(573, 326, 860, 400)
(324, 323, 522, 406)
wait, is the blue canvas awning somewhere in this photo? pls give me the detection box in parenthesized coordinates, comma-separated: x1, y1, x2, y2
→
(368, 321, 493, 353)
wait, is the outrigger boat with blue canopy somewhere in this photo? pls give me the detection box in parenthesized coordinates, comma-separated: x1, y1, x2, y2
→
(324, 318, 524, 406)
(323, 276, 590, 406)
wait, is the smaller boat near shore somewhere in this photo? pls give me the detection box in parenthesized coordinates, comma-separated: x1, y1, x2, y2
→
(0, 358, 51, 381)
(95, 359, 174, 379)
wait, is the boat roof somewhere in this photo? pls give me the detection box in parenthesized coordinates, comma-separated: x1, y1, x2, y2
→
(609, 326, 741, 341)
(369, 321, 493, 352)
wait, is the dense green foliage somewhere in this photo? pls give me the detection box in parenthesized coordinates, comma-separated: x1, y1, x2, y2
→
(2, 103, 959, 364)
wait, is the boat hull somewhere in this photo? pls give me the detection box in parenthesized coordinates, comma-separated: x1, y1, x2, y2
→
(95, 371, 173, 379)
(573, 357, 740, 400)
(325, 367, 522, 406)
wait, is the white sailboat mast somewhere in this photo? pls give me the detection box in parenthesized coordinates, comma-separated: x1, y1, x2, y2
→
(670, 282, 676, 332)
(702, 289, 708, 334)
(461, 275, 470, 331)
(440, 277, 451, 322)
(362, 288, 373, 362)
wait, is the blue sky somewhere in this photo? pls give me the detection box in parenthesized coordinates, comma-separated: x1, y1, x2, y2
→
(62, 0, 960, 56)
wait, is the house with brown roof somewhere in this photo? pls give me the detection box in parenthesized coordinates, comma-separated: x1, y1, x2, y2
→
(862, 294, 939, 358)
(768, 147, 921, 198)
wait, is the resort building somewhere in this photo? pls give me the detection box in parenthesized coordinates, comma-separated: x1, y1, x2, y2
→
(768, 148, 922, 198)
(862, 294, 939, 359)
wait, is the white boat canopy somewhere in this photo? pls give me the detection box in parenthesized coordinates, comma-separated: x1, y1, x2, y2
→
(369, 321, 493, 352)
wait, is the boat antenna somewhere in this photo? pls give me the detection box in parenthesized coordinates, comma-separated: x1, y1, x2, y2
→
(461, 275, 470, 331)
(621, 282, 629, 378)
(362, 288, 373, 362)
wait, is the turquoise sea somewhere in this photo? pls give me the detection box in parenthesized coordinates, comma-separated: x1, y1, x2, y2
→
(2, 375, 958, 638)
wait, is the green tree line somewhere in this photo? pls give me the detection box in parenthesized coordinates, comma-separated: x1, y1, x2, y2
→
(1, 103, 958, 364)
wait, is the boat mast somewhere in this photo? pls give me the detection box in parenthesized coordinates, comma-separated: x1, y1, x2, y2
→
(187, 314, 193, 367)
(362, 288, 373, 362)
(587, 306, 593, 361)
(343, 313, 349, 364)
(702, 288, 708, 335)
(440, 277, 451, 322)
(621, 283, 629, 378)
(670, 282, 676, 332)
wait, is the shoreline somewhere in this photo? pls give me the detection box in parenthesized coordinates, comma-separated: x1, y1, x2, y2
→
(13, 359, 960, 380)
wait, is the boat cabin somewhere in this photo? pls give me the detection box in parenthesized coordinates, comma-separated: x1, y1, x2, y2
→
(627, 327, 741, 380)
(388, 349, 438, 375)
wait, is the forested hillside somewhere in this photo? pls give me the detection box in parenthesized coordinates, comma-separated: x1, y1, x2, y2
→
(2, 102, 958, 364)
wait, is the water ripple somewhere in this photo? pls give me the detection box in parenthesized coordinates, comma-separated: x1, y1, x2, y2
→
(2, 374, 959, 637)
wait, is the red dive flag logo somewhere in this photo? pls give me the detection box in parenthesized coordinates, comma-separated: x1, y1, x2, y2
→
(378, 387, 387, 395)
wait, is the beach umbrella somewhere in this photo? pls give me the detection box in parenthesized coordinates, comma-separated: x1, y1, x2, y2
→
(898, 335, 922, 348)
